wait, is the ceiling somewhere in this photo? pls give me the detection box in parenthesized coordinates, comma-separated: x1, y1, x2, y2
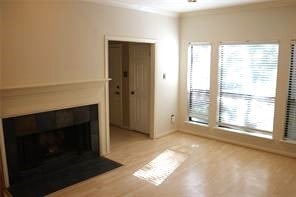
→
(85, 0, 275, 15)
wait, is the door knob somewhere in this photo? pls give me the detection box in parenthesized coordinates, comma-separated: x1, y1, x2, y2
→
(131, 91, 135, 95)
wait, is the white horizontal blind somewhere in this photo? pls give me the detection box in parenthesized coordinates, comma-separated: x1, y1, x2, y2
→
(218, 43, 279, 133)
(188, 44, 211, 124)
(285, 41, 296, 140)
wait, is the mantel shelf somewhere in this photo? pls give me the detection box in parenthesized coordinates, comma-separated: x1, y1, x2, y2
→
(0, 78, 112, 91)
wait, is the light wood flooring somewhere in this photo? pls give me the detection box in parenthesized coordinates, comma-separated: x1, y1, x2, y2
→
(49, 127, 296, 197)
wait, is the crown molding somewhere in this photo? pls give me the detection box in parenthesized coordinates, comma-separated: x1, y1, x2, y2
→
(4, 0, 295, 19)
(180, 0, 296, 18)
(82, 0, 179, 18)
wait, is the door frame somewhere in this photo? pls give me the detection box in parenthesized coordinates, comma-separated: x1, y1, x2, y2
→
(104, 35, 157, 153)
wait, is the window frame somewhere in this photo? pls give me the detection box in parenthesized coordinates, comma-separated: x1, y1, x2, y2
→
(216, 41, 280, 135)
(187, 42, 212, 125)
(284, 40, 296, 141)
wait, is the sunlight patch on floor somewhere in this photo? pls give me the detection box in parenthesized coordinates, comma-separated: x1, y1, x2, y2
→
(133, 144, 198, 186)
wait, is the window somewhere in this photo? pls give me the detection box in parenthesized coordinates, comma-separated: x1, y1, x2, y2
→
(284, 40, 296, 140)
(218, 43, 279, 134)
(188, 44, 211, 124)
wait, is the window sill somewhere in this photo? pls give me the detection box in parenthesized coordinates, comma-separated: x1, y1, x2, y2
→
(184, 121, 273, 140)
(215, 126, 273, 140)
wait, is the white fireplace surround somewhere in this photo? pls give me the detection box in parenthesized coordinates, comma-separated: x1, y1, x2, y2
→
(0, 79, 109, 187)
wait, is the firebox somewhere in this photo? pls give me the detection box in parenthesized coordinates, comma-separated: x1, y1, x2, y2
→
(2, 104, 99, 185)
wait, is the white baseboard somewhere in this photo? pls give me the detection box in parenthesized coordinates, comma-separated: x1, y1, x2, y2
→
(180, 129, 296, 158)
(154, 129, 177, 139)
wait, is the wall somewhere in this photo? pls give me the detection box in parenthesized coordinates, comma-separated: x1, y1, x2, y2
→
(0, 1, 178, 159)
(0, 3, 2, 116)
(179, 5, 296, 157)
(0, 4, 5, 195)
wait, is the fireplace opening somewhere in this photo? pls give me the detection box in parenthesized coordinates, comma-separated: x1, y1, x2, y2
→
(17, 123, 92, 171)
(39, 130, 65, 157)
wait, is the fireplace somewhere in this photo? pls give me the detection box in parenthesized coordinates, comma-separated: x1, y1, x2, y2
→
(2, 104, 99, 185)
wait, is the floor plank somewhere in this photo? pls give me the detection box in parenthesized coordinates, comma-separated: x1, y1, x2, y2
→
(49, 127, 296, 197)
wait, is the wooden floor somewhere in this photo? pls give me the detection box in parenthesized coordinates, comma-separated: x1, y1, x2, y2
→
(49, 127, 296, 197)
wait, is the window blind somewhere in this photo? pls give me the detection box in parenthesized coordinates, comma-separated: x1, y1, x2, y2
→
(285, 41, 296, 140)
(188, 44, 211, 124)
(218, 43, 279, 133)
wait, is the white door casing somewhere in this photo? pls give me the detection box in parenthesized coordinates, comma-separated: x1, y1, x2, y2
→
(109, 43, 123, 127)
(129, 43, 151, 133)
(105, 36, 156, 154)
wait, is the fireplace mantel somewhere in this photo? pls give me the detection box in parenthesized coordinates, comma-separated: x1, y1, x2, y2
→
(0, 78, 111, 91)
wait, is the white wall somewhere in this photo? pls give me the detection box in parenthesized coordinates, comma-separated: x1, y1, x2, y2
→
(179, 5, 296, 156)
(0, 3, 2, 113)
(0, 1, 179, 156)
(0, 4, 7, 187)
(0, 3, 2, 111)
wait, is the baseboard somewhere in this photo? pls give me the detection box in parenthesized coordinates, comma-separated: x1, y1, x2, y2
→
(180, 129, 296, 158)
(120, 125, 131, 130)
(154, 129, 177, 139)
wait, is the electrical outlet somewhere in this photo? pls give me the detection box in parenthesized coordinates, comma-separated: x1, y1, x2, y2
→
(170, 114, 175, 123)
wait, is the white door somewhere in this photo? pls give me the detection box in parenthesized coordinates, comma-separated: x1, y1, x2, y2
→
(109, 43, 122, 127)
(129, 43, 151, 133)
